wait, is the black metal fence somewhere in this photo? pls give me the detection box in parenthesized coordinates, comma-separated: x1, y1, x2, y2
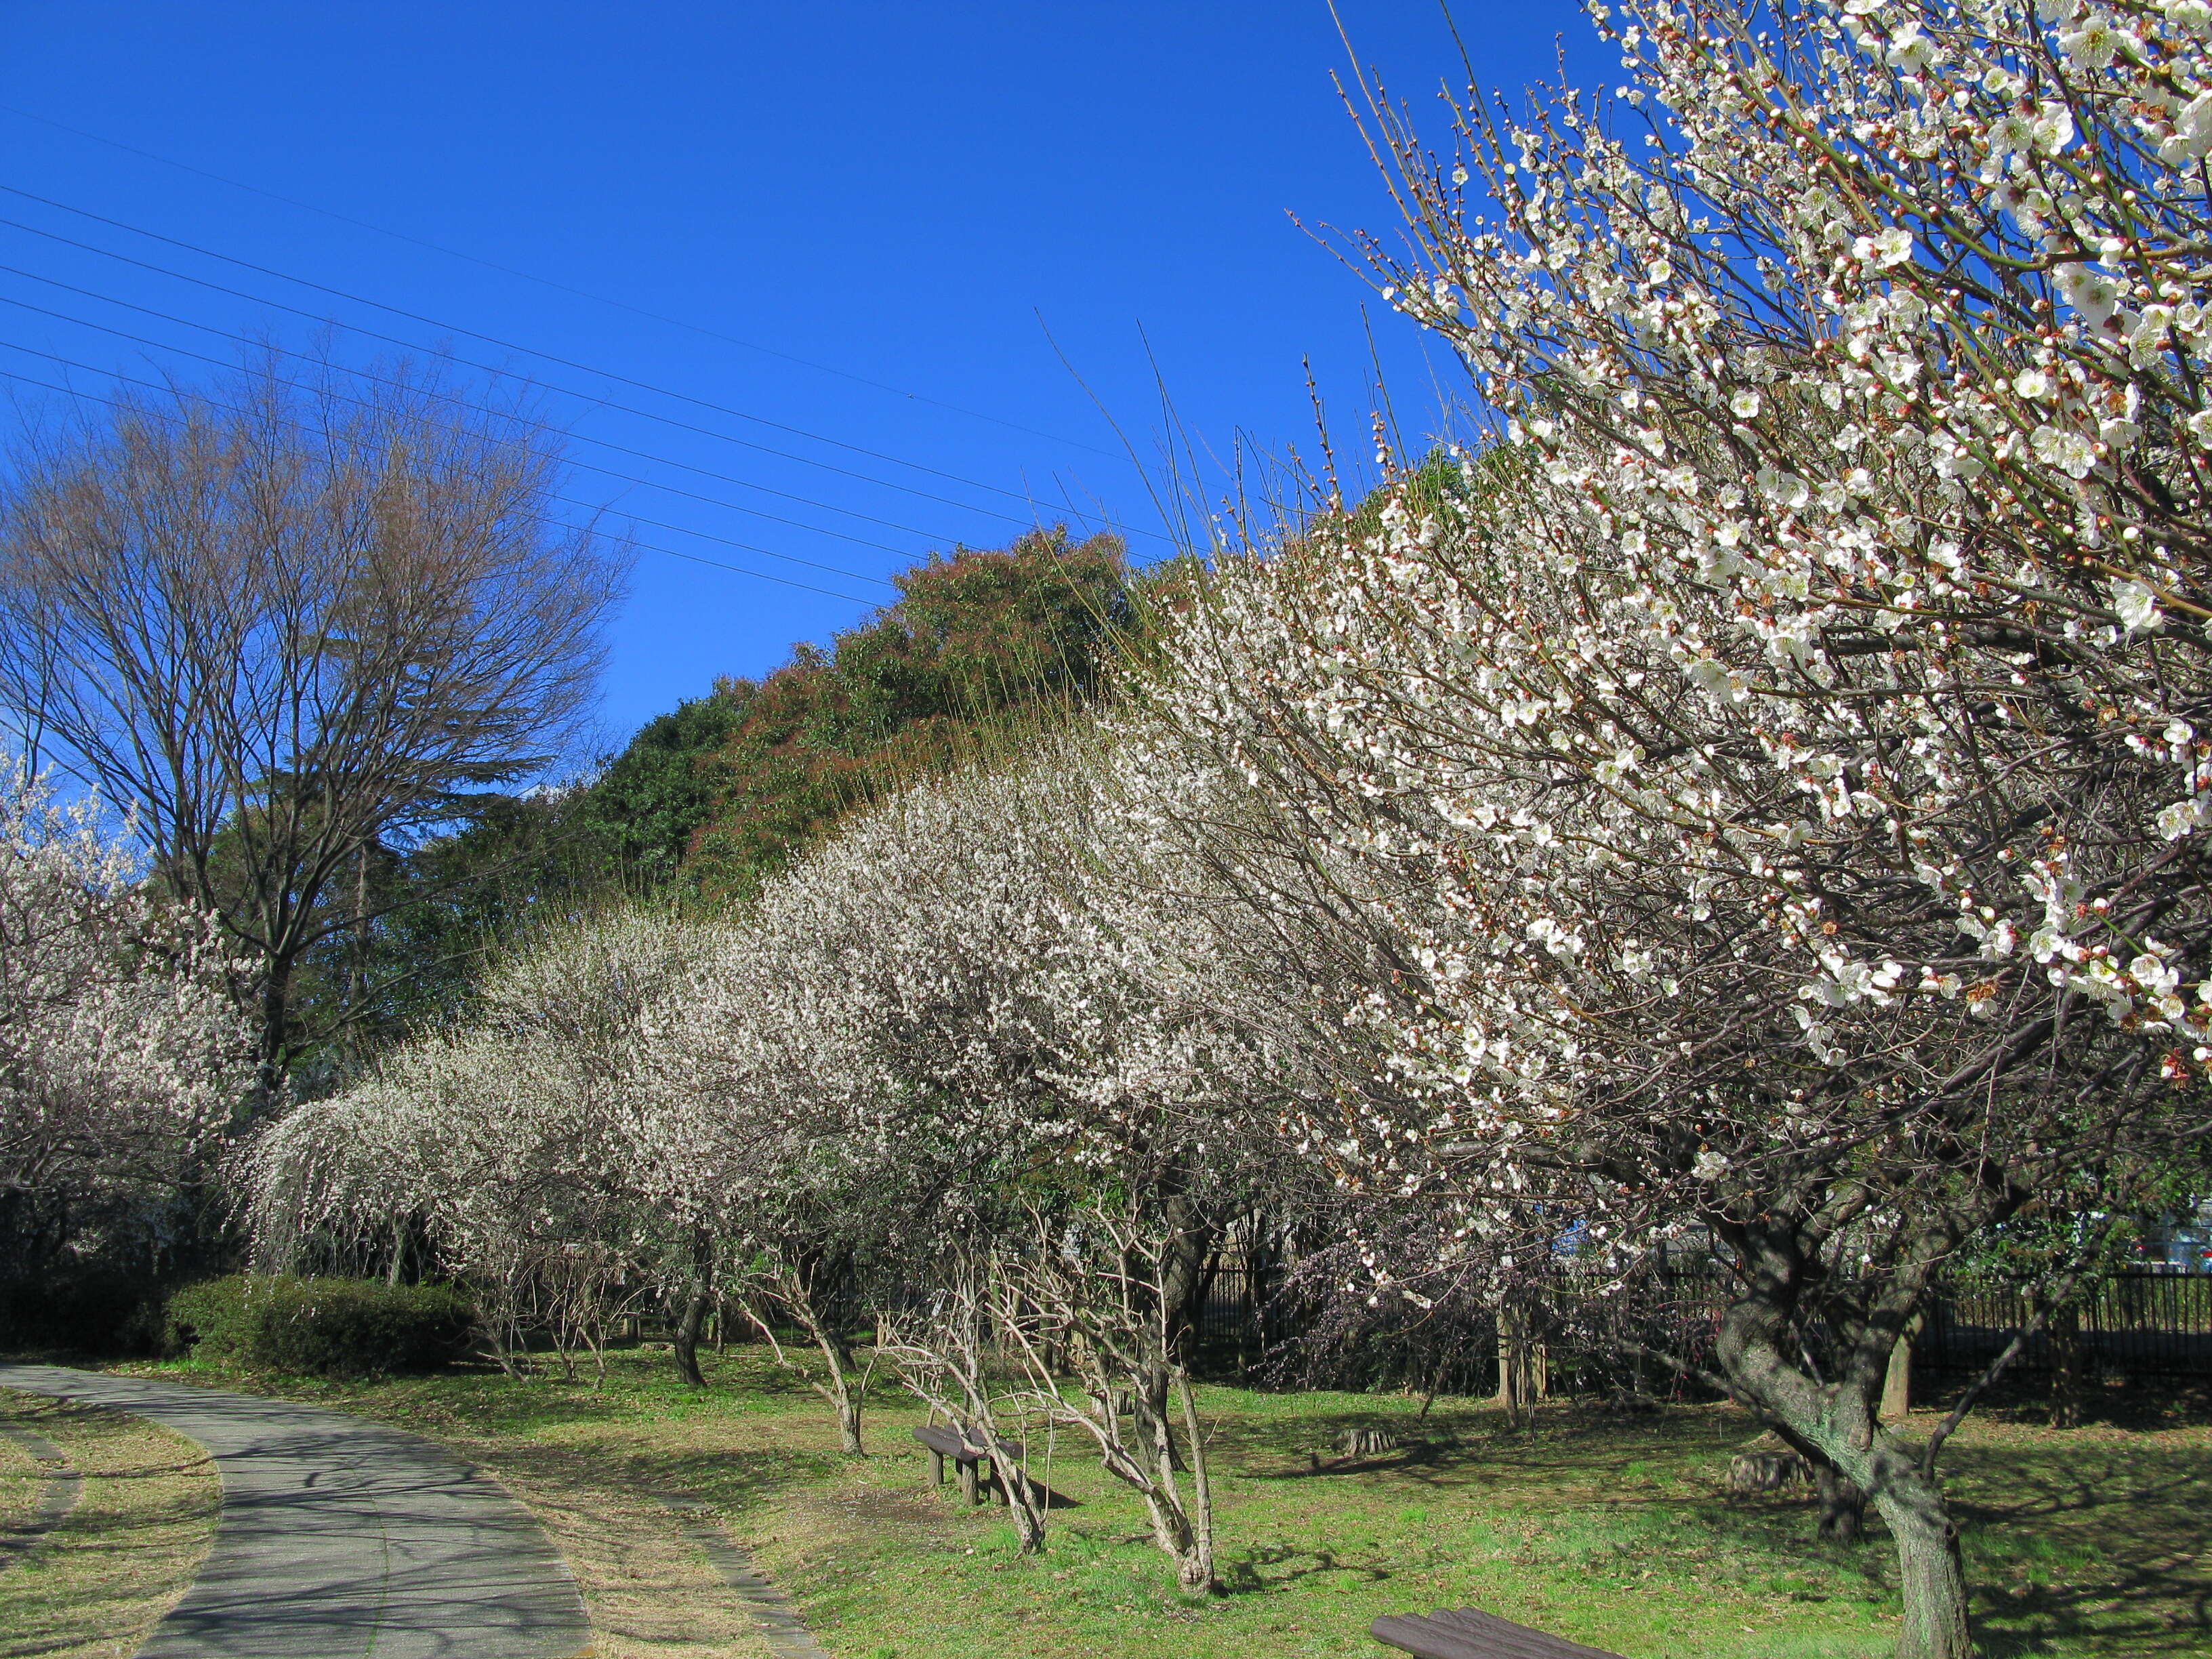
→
(1189, 1261, 2211, 1389)
(1917, 1271, 2212, 1378)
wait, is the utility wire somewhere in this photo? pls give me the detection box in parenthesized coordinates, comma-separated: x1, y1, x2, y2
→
(0, 101, 1126, 459)
(0, 232, 1080, 539)
(0, 289, 966, 561)
(0, 344, 895, 600)
(0, 183, 1168, 544)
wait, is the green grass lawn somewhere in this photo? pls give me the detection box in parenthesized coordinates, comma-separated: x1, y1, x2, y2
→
(82, 1347, 2212, 1659)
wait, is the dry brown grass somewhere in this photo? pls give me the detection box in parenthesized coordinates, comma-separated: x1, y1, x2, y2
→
(0, 1388, 217, 1659)
(457, 1441, 785, 1659)
(0, 1412, 46, 1539)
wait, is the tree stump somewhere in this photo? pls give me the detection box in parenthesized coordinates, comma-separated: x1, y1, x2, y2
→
(1727, 1450, 1809, 1496)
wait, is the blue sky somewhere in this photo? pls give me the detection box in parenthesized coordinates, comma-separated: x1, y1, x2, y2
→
(0, 1, 1600, 754)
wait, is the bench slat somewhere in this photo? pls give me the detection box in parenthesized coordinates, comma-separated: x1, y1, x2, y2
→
(910, 1424, 1025, 1462)
(1433, 1608, 1622, 1659)
(1371, 1608, 1625, 1659)
(1371, 1615, 1494, 1659)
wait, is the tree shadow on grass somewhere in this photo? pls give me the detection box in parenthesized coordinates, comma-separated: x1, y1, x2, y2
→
(1946, 1439, 2212, 1656)
(1216, 1542, 1396, 1596)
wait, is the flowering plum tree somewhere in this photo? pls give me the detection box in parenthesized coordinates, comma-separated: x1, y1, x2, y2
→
(243, 907, 723, 1375)
(1095, 0, 2212, 1647)
(0, 761, 248, 1288)
(644, 734, 1303, 1576)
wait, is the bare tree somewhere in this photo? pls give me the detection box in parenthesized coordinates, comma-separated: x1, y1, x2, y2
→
(0, 352, 626, 1093)
(992, 1204, 1218, 1595)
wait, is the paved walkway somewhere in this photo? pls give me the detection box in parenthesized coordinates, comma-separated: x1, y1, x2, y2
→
(0, 1364, 590, 1658)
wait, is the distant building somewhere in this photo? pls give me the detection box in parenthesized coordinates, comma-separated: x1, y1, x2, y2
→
(2136, 1199, 2212, 1273)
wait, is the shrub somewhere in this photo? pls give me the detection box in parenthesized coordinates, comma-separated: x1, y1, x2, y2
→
(166, 1275, 473, 1377)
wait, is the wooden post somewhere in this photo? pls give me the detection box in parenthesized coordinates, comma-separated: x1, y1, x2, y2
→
(1497, 1308, 1538, 1421)
(928, 1448, 945, 1486)
(958, 1456, 980, 1506)
(1881, 1312, 1923, 1423)
(987, 1456, 1006, 1505)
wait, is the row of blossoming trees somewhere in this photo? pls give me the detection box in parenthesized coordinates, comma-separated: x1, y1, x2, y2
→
(237, 0, 2212, 1652)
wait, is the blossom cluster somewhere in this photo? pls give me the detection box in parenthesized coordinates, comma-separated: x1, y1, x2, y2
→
(0, 762, 249, 1260)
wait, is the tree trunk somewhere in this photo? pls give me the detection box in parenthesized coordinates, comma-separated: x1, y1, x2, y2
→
(1101, 1365, 1216, 1595)
(1496, 1306, 1541, 1426)
(1717, 1268, 1975, 1659)
(1149, 1186, 1214, 1472)
(1872, 1460, 1975, 1659)
(345, 840, 371, 1068)
(1814, 1461, 1866, 1546)
(1140, 1362, 1185, 1471)
(1002, 1461, 1048, 1553)
(255, 962, 294, 1112)
(807, 1323, 865, 1455)
(819, 1376, 864, 1454)
(2049, 1304, 2084, 1430)
(672, 1232, 714, 1389)
(1175, 1368, 1216, 1594)
(672, 1282, 710, 1388)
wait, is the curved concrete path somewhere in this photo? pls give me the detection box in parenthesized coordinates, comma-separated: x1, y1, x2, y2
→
(0, 1364, 590, 1658)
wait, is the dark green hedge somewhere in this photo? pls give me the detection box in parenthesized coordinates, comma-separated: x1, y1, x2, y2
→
(0, 1269, 171, 1357)
(166, 1275, 474, 1377)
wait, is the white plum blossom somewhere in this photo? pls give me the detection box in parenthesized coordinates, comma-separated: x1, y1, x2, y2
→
(0, 761, 249, 1272)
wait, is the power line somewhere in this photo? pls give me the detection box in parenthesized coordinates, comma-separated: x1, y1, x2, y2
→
(0, 289, 963, 562)
(1, 336, 962, 596)
(0, 183, 1167, 545)
(0, 230, 1081, 539)
(0, 101, 1126, 459)
(0, 352, 888, 606)
(0, 335, 899, 591)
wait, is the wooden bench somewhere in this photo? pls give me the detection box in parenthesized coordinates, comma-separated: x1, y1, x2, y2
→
(912, 1423, 1025, 1507)
(1371, 1606, 1625, 1659)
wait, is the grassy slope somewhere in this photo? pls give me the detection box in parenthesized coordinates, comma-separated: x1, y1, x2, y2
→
(72, 1349, 2212, 1659)
(0, 1389, 218, 1659)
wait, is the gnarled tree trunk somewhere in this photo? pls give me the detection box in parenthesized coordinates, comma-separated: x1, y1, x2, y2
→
(1717, 1258, 1975, 1659)
(671, 1231, 716, 1389)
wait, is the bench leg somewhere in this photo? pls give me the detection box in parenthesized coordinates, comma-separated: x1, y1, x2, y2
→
(928, 1449, 945, 1486)
(959, 1458, 979, 1506)
(984, 1457, 1006, 1505)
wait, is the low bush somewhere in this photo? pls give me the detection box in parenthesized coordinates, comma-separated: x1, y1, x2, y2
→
(165, 1275, 473, 1377)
